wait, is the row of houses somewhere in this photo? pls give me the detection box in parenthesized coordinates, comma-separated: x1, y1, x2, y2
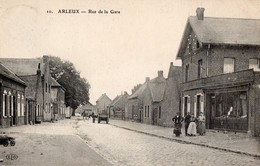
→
(0, 56, 67, 128)
(94, 8, 260, 137)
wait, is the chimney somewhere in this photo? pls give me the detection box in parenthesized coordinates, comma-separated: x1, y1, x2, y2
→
(146, 77, 150, 82)
(196, 7, 205, 20)
(170, 62, 173, 66)
(158, 70, 163, 77)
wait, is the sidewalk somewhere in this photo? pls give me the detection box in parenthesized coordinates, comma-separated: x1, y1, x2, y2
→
(109, 119, 260, 158)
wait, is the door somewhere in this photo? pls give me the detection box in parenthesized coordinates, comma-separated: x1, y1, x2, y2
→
(153, 107, 158, 125)
(208, 94, 216, 129)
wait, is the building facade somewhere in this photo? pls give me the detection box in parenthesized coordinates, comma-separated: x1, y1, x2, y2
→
(0, 56, 53, 122)
(177, 8, 260, 136)
(96, 93, 112, 114)
(50, 77, 66, 120)
(0, 62, 27, 128)
(109, 92, 129, 119)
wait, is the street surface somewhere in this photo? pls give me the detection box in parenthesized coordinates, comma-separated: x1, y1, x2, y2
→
(1, 117, 260, 166)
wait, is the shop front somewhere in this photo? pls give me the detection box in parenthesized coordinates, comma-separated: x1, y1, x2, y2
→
(205, 88, 248, 132)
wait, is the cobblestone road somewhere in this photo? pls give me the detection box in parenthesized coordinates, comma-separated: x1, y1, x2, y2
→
(76, 118, 260, 166)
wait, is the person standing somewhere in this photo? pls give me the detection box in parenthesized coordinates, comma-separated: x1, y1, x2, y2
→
(172, 112, 184, 137)
(187, 113, 197, 136)
(197, 112, 206, 135)
(184, 112, 191, 136)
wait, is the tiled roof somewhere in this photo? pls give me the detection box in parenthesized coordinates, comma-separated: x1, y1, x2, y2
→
(128, 82, 148, 100)
(189, 17, 260, 46)
(0, 58, 44, 76)
(0, 62, 26, 85)
(96, 93, 112, 102)
(177, 16, 260, 58)
(110, 93, 129, 106)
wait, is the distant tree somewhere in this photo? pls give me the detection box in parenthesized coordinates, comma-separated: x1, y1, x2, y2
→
(131, 84, 142, 94)
(49, 56, 90, 115)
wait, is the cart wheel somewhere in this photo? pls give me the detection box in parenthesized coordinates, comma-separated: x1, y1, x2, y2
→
(3, 141, 9, 147)
(10, 140, 16, 146)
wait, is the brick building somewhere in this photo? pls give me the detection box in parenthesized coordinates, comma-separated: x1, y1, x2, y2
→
(0, 56, 53, 122)
(50, 77, 66, 120)
(177, 8, 260, 136)
(158, 63, 182, 127)
(0, 62, 27, 128)
(109, 92, 129, 119)
(127, 64, 181, 126)
(127, 78, 149, 122)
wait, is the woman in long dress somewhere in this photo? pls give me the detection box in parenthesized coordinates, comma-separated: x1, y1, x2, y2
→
(187, 114, 197, 136)
(197, 112, 206, 135)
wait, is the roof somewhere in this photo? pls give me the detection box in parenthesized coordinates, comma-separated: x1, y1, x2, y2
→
(149, 76, 166, 102)
(96, 93, 112, 103)
(168, 63, 182, 79)
(128, 82, 148, 100)
(110, 95, 121, 106)
(129, 76, 166, 102)
(0, 62, 26, 86)
(0, 58, 44, 76)
(177, 16, 260, 58)
(110, 92, 129, 106)
(50, 77, 61, 87)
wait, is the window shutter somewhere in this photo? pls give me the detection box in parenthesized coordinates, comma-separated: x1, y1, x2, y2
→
(194, 95, 197, 117)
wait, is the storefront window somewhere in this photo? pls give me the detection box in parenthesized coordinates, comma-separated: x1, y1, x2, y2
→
(216, 91, 247, 118)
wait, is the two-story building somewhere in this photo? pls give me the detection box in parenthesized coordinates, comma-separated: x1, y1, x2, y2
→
(0, 62, 27, 128)
(0, 56, 53, 122)
(177, 8, 260, 136)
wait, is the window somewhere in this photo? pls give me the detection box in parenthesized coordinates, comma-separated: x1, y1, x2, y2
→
(147, 106, 150, 118)
(216, 92, 247, 118)
(3, 93, 7, 117)
(17, 94, 20, 116)
(145, 106, 147, 117)
(183, 96, 190, 117)
(196, 95, 201, 117)
(223, 58, 235, 73)
(21, 95, 24, 116)
(196, 41, 200, 49)
(198, 59, 203, 79)
(159, 106, 161, 119)
(185, 64, 189, 82)
(249, 59, 260, 71)
(10, 96, 12, 116)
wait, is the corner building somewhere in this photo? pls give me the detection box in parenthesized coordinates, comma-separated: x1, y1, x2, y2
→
(177, 8, 260, 136)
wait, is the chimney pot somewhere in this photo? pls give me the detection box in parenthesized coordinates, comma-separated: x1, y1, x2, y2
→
(158, 70, 163, 77)
(170, 62, 173, 65)
(196, 7, 205, 20)
(146, 77, 150, 82)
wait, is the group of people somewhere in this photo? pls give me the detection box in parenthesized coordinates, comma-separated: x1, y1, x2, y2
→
(172, 111, 206, 137)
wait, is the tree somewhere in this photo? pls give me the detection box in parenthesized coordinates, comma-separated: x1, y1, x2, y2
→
(49, 56, 90, 115)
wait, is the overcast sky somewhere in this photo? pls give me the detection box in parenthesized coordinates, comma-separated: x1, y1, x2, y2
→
(0, 0, 260, 104)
